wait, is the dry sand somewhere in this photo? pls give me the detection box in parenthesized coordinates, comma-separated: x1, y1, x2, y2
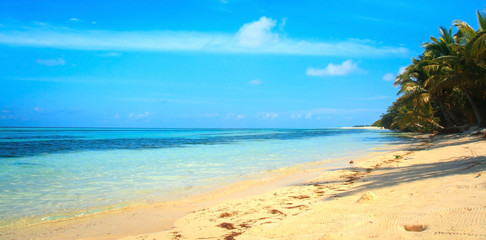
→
(121, 134, 486, 240)
(2, 133, 485, 240)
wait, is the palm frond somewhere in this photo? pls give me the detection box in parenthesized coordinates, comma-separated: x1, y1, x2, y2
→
(477, 10, 486, 32)
(453, 20, 476, 44)
(466, 31, 486, 62)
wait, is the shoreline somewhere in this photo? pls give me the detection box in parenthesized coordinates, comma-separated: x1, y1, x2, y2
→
(0, 133, 409, 240)
(3, 133, 485, 239)
(121, 133, 485, 240)
(0, 127, 397, 228)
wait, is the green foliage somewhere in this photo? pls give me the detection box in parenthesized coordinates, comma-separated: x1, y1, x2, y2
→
(377, 10, 486, 132)
(371, 119, 382, 127)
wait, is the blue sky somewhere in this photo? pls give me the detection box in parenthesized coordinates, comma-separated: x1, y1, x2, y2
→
(0, 1, 484, 128)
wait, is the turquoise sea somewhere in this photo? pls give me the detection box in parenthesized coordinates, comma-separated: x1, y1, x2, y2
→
(0, 128, 410, 227)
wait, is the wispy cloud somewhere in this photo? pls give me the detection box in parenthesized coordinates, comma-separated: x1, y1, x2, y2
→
(306, 60, 361, 77)
(263, 108, 382, 121)
(352, 95, 389, 101)
(128, 112, 150, 119)
(399, 66, 407, 74)
(98, 52, 121, 57)
(382, 73, 394, 81)
(248, 79, 262, 85)
(295, 108, 382, 115)
(224, 113, 245, 120)
(36, 58, 65, 66)
(0, 114, 16, 120)
(0, 17, 408, 57)
(33, 107, 44, 112)
(0, 109, 16, 120)
(383, 65, 408, 81)
(114, 97, 213, 105)
(260, 112, 279, 119)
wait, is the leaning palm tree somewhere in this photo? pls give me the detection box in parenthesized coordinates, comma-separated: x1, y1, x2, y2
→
(391, 57, 443, 132)
(397, 54, 462, 128)
(378, 10, 486, 131)
(423, 12, 486, 127)
(424, 49, 485, 126)
(451, 11, 486, 126)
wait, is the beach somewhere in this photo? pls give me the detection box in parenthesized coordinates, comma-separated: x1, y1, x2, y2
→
(1, 132, 484, 239)
(2, 1, 486, 239)
(121, 133, 485, 240)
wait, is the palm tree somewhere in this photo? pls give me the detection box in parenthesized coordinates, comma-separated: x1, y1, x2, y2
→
(378, 10, 486, 131)
(393, 57, 443, 131)
(423, 12, 486, 127)
(451, 11, 486, 126)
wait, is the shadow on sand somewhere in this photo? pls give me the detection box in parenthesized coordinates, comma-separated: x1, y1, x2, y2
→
(296, 141, 485, 200)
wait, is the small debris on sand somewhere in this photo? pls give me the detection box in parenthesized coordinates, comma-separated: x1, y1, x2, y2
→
(218, 222, 236, 230)
(270, 209, 285, 215)
(403, 224, 428, 232)
(357, 191, 377, 203)
(219, 212, 232, 218)
(224, 232, 242, 240)
(290, 195, 310, 199)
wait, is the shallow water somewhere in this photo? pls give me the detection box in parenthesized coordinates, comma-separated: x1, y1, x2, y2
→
(0, 128, 410, 227)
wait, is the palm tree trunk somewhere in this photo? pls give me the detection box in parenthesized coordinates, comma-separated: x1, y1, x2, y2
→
(443, 103, 463, 126)
(447, 107, 463, 126)
(438, 104, 454, 127)
(465, 91, 485, 126)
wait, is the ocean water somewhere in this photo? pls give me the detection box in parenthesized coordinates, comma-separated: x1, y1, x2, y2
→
(0, 128, 410, 227)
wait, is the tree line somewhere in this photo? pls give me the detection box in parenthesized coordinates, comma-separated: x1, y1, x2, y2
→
(374, 10, 486, 132)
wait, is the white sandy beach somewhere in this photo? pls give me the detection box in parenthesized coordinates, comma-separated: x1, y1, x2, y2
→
(121, 134, 486, 240)
(1, 133, 485, 240)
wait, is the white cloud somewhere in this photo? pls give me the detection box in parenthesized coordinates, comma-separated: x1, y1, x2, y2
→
(261, 112, 279, 119)
(33, 21, 48, 26)
(128, 112, 150, 119)
(33, 107, 44, 112)
(69, 18, 81, 22)
(306, 60, 360, 77)
(248, 79, 262, 85)
(382, 73, 395, 81)
(224, 113, 245, 120)
(398, 66, 407, 74)
(291, 113, 302, 119)
(98, 52, 121, 57)
(0, 17, 409, 57)
(235, 16, 278, 48)
(36, 58, 65, 66)
(383, 65, 408, 81)
(290, 112, 314, 120)
(295, 108, 382, 115)
(0, 114, 15, 119)
(278, 18, 287, 31)
(353, 95, 389, 101)
(113, 114, 120, 119)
